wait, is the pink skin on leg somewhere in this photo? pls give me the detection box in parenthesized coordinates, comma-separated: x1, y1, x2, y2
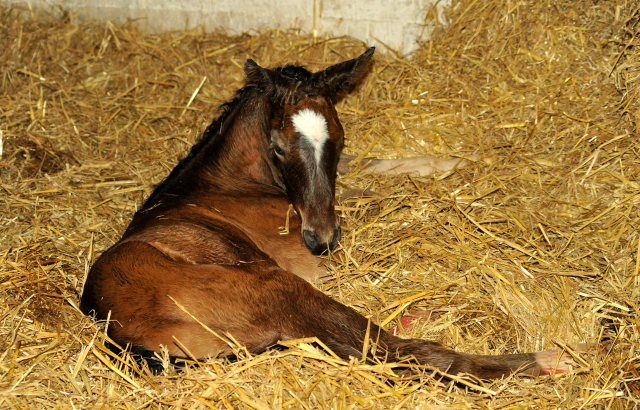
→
(388, 310, 443, 336)
(534, 344, 589, 375)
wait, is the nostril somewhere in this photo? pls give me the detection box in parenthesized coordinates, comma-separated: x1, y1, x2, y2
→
(303, 229, 320, 252)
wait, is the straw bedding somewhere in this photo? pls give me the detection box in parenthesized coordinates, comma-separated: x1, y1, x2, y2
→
(1, 0, 639, 408)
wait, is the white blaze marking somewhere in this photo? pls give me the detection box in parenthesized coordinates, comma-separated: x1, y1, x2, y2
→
(292, 108, 329, 163)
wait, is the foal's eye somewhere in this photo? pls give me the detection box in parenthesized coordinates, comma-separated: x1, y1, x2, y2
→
(273, 145, 285, 157)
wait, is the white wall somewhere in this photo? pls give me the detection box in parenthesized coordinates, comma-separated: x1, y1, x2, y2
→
(7, 0, 448, 54)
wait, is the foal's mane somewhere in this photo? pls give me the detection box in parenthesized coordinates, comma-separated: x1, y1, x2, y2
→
(143, 86, 252, 208)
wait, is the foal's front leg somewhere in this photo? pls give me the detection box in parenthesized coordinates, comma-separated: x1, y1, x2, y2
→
(337, 153, 472, 176)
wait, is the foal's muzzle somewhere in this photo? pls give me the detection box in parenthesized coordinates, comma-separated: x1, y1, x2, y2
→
(303, 227, 341, 255)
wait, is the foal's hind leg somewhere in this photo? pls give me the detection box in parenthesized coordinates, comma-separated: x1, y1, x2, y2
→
(337, 153, 472, 176)
(85, 242, 586, 378)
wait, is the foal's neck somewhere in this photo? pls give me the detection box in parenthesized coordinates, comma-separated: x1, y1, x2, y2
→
(204, 94, 281, 193)
(142, 90, 282, 210)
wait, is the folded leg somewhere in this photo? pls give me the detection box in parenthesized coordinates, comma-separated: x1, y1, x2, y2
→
(338, 153, 471, 176)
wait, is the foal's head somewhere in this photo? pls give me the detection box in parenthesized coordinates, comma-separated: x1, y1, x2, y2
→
(245, 47, 374, 255)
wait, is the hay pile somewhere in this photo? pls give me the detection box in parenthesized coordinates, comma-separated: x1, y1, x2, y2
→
(1, 0, 639, 408)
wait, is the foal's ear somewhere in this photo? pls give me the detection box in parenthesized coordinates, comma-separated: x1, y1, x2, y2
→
(244, 59, 272, 87)
(317, 47, 375, 102)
